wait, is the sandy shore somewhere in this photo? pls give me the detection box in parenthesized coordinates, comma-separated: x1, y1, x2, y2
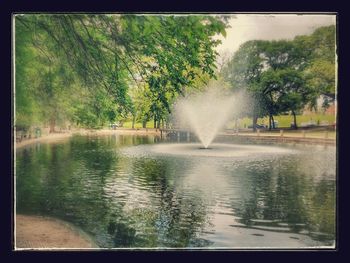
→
(15, 214, 97, 249)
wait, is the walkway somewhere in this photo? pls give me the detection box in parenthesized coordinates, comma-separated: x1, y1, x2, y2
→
(15, 214, 96, 249)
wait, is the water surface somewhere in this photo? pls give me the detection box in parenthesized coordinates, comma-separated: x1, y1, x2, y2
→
(15, 134, 336, 248)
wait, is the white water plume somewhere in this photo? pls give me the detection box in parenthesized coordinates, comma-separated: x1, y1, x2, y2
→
(174, 88, 236, 148)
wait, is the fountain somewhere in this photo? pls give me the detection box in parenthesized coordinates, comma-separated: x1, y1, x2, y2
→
(16, 87, 334, 249)
(174, 88, 236, 149)
(121, 87, 297, 158)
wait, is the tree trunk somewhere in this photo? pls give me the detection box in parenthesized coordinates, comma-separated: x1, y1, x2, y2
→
(132, 114, 136, 129)
(142, 119, 147, 129)
(292, 110, 298, 129)
(252, 115, 258, 132)
(271, 115, 275, 129)
(153, 115, 157, 129)
(269, 115, 272, 131)
(49, 117, 56, 133)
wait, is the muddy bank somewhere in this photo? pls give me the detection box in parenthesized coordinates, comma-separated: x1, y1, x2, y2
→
(15, 214, 97, 249)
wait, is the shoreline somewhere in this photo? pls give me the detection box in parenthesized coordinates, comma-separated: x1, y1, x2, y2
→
(15, 127, 336, 149)
(15, 128, 161, 149)
(15, 214, 97, 249)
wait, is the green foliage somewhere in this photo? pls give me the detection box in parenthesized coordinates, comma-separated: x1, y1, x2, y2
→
(15, 20, 40, 129)
(15, 14, 228, 130)
(259, 68, 310, 116)
(222, 40, 264, 89)
(296, 25, 336, 101)
(222, 25, 336, 129)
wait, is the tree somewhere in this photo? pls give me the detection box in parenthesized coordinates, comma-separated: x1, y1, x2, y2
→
(222, 40, 268, 131)
(260, 68, 311, 129)
(15, 18, 40, 131)
(256, 39, 314, 129)
(295, 25, 336, 110)
(120, 15, 228, 127)
(222, 34, 325, 130)
(256, 69, 281, 130)
(16, 14, 229, 130)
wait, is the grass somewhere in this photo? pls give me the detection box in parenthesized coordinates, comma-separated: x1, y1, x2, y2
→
(120, 113, 336, 130)
(119, 121, 155, 129)
(109, 115, 337, 140)
(248, 130, 336, 139)
(226, 113, 336, 129)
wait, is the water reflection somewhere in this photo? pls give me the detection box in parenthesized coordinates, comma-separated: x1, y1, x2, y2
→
(230, 157, 335, 245)
(16, 135, 336, 248)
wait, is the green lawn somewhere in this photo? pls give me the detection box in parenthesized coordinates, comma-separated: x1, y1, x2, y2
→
(120, 113, 335, 130)
(120, 121, 155, 129)
(226, 114, 336, 129)
(242, 130, 336, 139)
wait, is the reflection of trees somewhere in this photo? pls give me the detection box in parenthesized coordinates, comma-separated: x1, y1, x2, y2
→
(306, 179, 335, 239)
(16, 136, 212, 247)
(16, 136, 125, 247)
(16, 146, 47, 214)
(17, 142, 78, 215)
(16, 136, 336, 247)
(128, 157, 212, 247)
(116, 134, 154, 147)
(233, 158, 335, 242)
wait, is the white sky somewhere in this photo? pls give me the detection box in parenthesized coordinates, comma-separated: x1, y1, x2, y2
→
(216, 14, 336, 57)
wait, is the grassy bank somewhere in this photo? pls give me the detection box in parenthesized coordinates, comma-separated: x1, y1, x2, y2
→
(232, 130, 336, 139)
(226, 114, 336, 129)
(121, 113, 336, 130)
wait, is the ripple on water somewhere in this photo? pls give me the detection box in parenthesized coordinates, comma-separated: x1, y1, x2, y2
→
(16, 135, 336, 248)
(120, 143, 298, 159)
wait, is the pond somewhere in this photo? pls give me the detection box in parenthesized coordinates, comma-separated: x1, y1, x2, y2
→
(15, 134, 336, 249)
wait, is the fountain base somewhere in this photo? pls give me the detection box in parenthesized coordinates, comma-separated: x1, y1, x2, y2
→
(121, 143, 295, 158)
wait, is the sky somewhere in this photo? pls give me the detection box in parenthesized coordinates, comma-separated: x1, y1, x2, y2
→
(215, 14, 336, 57)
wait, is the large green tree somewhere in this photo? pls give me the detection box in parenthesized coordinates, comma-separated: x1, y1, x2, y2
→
(255, 40, 313, 129)
(222, 40, 268, 131)
(16, 14, 228, 130)
(15, 18, 40, 130)
(222, 25, 335, 130)
(259, 68, 312, 129)
(295, 25, 336, 109)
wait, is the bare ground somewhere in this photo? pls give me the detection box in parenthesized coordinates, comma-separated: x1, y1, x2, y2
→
(15, 214, 97, 249)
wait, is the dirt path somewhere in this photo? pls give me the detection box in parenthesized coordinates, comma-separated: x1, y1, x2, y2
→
(15, 214, 97, 249)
